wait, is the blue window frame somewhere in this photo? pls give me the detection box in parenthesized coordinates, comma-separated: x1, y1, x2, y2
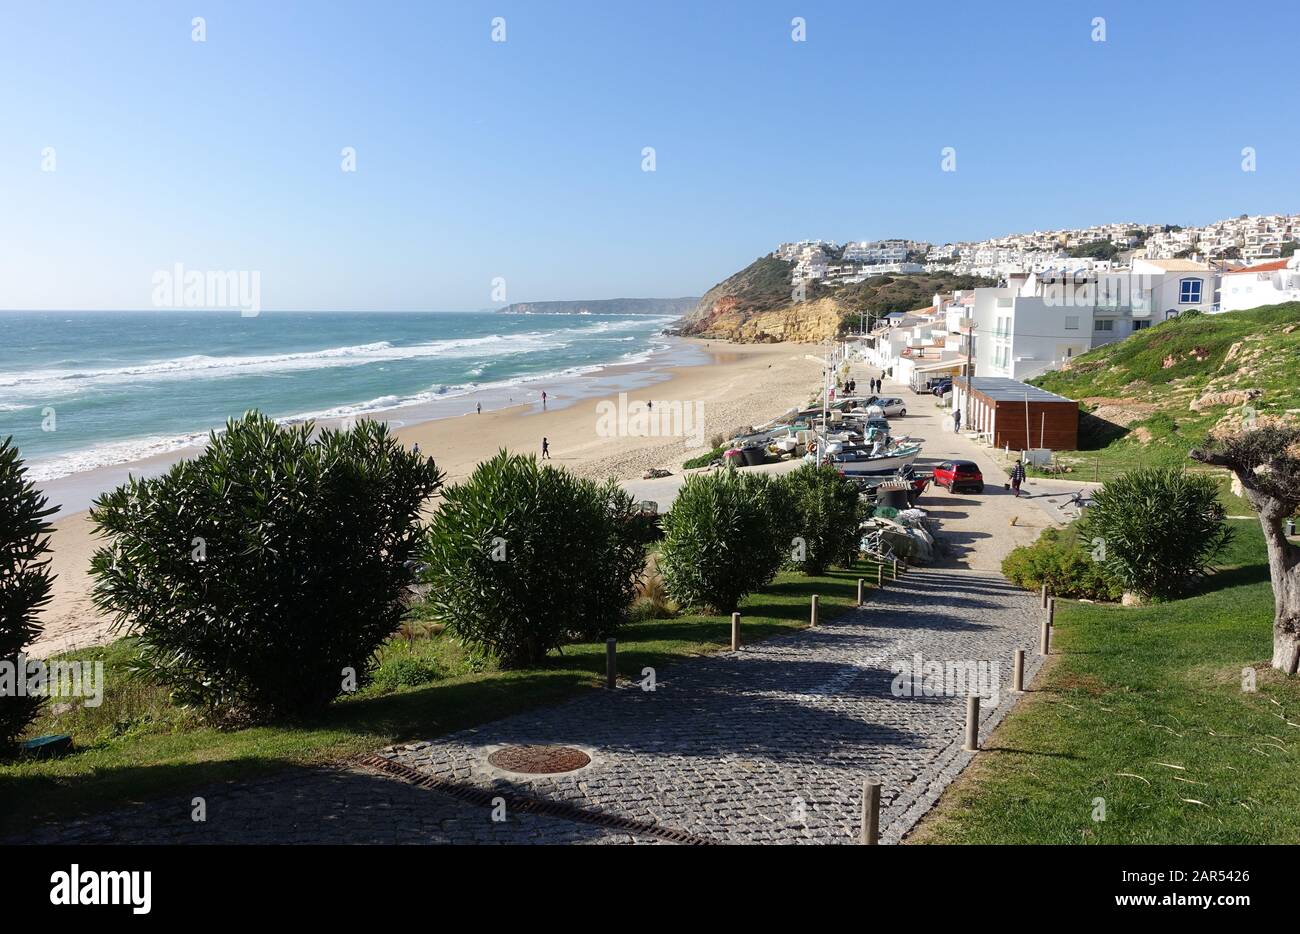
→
(1179, 278, 1202, 304)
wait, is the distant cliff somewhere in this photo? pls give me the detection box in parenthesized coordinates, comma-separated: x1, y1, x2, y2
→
(677, 256, 995, 343)
(498, 297, 699, 316)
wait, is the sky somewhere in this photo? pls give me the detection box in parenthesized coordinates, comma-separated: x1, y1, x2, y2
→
(2, 0, 1297, 311)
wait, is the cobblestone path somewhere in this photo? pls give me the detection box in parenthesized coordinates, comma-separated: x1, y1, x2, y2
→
(12, 567, 1042, 845)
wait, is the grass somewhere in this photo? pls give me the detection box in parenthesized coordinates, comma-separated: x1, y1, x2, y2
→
(909, 518, 1300, 844)
(0, 558, 886, 834)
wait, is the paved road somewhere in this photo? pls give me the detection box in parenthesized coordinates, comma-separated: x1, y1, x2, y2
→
(13, 565, 1041, 845)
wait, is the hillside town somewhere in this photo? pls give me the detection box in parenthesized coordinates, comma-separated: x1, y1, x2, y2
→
(777, 213, 1300, 388)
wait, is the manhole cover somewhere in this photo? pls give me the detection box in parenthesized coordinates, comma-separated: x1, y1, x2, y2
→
(487, 745, 591, 775)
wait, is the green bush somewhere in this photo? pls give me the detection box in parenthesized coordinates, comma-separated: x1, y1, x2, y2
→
(420, 451, 646, 667)
(1001, 527, 1122, 601)
(372, 654, 442, 691)
(682, 447, 726, 470)
(781, 463, 863, 575)
(88, 412, 443, 718)
(658, 469, 790, 613)
(1080, 467, 1232, 601)
(0, 438, 57, 752)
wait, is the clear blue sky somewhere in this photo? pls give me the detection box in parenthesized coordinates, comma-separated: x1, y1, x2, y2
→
(2, 0, 1296, 311)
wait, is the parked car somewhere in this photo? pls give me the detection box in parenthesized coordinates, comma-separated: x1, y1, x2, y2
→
(933, 460, 984, 493)
(929, 378, 953, 397)
(873, 397, 907, 417)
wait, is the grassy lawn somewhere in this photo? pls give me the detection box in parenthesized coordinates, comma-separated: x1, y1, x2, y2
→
(0, 558, 887, 834)
(909, 518, 1300, 844)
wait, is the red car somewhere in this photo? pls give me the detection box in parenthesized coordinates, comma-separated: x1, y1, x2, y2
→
(933, 459, 984, 493)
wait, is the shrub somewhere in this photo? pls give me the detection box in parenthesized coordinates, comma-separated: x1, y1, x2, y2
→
(658, 469, 789, 613)
(1080, 467, 1232, 601)
(682, 446, 726, 470)
(89, 412, 443, 718)
(0, 438, 57, 752)
(781, 463, 863, 575)
(1001, 527, 1122, 601)
(420, 451, 646, 667)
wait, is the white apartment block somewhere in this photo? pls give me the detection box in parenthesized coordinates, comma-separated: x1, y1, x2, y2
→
(1219, 256, 1300, 312)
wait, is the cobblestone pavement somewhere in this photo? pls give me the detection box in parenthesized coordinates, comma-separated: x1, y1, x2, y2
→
(12, 566, 1042, 845)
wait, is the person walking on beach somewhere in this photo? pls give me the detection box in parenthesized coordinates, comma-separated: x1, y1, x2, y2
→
(541, 437, 551, 459)
(412, 442, 421, 456)
(1010, 457, 1026, 497)
(541, 391, 547, 410)
(476, 402, 481, 415)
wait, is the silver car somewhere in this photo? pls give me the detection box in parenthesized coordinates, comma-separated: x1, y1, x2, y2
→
(873, 397, 907, 417)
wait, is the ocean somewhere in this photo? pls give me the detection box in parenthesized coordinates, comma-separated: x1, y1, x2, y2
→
(0, 310, 683, 482)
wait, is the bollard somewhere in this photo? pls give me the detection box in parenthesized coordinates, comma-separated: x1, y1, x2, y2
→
(857, 578, 865, 607)
(1013, 648, 1025, 692)
(1039, 618, 1051, 656)
(859, 780, 881, 845)
(1048, 596, 1056, 627)
(731, 612, 741, 651)
(963, 694, 980, 751)
(1040, 583, 1048, 608)
(605, 638, 617, 689)
(810, 594, 819, 628)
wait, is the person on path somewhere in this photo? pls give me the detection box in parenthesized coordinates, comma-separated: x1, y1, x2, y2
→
(1010, 458, 1026, 497)
(541, 437, 551, 459)
(953, 408, 962, 433)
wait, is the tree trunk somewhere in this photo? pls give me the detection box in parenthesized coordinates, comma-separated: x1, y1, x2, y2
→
(1191, 450, 1300, 672)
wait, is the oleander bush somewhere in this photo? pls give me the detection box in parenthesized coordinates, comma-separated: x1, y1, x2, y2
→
(1080, 466, 1231, 602)
(1001, 526, 1122, 602)
(658, 468, 790, 613)
(420, 451, 647, 667)
(780, 463, 864, 575)
(0, 437, 57, 752)
(88, 412, 443, 718)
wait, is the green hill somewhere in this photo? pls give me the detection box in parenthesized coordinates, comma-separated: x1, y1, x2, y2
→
(1030, 303, 1300, 463)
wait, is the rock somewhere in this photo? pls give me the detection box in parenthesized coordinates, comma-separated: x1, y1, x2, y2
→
(1121, 591, 1145, 607)
(1189, 388, 1262, 411)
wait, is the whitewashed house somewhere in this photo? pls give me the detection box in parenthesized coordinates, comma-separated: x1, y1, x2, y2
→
(1219, 257, 1300, 312)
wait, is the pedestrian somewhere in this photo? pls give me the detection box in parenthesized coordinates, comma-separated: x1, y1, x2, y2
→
(541, 437, 551, 459)
(541, 390, 547, 409)
(1010, 457, 1026, 497)
(953, 408, 962, 433)
(412, 442, 420, 456)
(476, 402, 481, 415)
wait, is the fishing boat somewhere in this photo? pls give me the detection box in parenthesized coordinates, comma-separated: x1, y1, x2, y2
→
(808, 442, 922, 475)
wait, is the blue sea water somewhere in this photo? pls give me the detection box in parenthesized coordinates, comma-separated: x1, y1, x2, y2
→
(0, 310, 678, 481)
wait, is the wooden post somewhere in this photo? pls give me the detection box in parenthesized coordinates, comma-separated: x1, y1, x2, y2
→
(1039, 618, 1051, 656)
(877, 563, 883, 587)
(963, 695, 980, 751)
(859, 780, 881, 845)
(605, 639, 617, 689)
(810, 594, 819, 628)
(857, 578, 865, 607)
(1040, 583, 1048, 608)
(1013, 648, 1025, 692)
(731, 612, 741, 651)
(1048, 596, 1056, 627)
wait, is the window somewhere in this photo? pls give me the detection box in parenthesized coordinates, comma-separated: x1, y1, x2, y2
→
(1132, 319, 1151, 330)
(1064, 315, 1079, 330)
(1179, 278, 1203, 304)
(1094, 318, 1114, 332)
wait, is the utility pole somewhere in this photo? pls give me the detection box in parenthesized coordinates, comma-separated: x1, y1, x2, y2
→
(963, 321, 976, 430)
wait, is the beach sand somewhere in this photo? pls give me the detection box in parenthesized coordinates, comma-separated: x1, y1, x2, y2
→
(31, 339, 826, 657)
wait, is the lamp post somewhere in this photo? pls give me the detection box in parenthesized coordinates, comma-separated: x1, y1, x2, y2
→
(805, 352, 832, 466)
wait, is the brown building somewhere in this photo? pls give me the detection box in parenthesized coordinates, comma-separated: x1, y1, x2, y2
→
(953, 377, 1078, 452)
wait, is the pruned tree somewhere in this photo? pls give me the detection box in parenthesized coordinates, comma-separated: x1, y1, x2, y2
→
(1191, 422, 1300, 671)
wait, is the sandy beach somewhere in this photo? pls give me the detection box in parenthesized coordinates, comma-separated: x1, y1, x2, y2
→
(31, 339, 826, 657)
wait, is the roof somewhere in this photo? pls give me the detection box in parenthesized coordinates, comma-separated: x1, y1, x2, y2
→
(1138, 258, 1212, 271)
(1224, 259, 1291, 275)
(954, 376, 1077, 404)
(911, 356, 968, 373)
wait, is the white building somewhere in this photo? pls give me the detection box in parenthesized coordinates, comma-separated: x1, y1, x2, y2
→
(1219, 257, 1300, 312)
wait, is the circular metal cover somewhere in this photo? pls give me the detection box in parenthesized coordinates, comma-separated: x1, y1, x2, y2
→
(486, 744, 591, 775)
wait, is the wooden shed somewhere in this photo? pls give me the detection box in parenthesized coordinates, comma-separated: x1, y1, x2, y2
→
(953, 377, 1078, 452)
